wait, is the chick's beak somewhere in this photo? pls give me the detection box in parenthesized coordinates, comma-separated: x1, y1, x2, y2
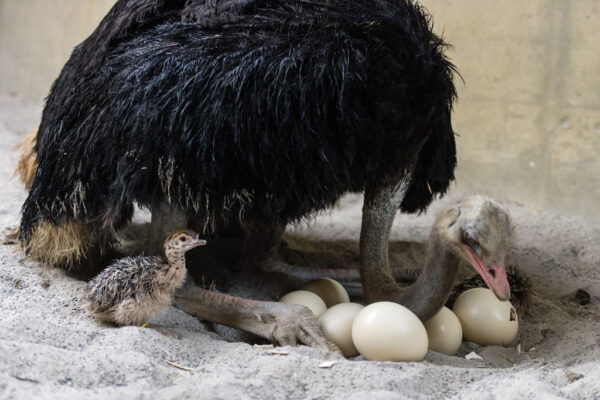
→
(189, 238, 207, 249)
(462, 245, 511, 301)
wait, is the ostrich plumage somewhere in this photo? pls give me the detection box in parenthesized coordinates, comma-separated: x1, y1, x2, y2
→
(21, 0, 457, 248)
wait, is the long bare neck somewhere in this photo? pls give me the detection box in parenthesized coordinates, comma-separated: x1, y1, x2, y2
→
(398, 230, 460, 320)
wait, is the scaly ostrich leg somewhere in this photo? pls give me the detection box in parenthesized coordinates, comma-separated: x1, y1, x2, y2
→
(173, 280, 339, 352)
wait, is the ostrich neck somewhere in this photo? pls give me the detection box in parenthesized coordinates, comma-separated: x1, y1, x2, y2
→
(398, 230, 460, 320)
(359, 180, 460, 321)
(165, 247, 186, 269)
(158, 247, 188, 291)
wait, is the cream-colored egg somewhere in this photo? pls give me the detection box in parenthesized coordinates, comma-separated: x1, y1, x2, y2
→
(452, 288, 518, 346)
(302, 278, 350, 308)
(351, 302, 428, 362)
(424, 306, 463, 355)
(318, 303, 364, 357)
(279, 290, 327, 317)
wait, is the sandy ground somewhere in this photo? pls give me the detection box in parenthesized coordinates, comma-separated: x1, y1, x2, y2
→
(0, 96, 599, 399)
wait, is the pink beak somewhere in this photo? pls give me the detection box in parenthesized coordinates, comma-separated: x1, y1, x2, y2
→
(462, 245, 511, 301)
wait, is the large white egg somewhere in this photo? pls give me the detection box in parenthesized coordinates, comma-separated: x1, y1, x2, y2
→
(318, 303, 364, 358)
(452, 288, 518, 346)
(302, 278, 350, 308)
(351, 302, 428, 362)
(279, 290, 327, 317)
(424, 306, 463, 355)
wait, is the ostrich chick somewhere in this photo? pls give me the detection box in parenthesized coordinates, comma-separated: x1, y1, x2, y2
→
(83, 229, 206, 326)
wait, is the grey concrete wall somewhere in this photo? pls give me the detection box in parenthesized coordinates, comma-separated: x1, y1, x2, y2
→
(0, 0, 114, 100)
(0, 0, 599, 217)
(423, 0, 600, 217)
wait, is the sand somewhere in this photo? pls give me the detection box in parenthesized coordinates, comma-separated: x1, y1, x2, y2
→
(0, 96, 599, 399)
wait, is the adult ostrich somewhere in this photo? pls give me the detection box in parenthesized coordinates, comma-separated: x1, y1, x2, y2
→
(19, 0, 511, 348)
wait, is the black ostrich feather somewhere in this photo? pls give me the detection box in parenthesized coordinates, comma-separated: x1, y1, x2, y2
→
(21, 0, 458, 247)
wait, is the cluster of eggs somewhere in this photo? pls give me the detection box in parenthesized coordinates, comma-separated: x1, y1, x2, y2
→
(280, 279, 519, 361)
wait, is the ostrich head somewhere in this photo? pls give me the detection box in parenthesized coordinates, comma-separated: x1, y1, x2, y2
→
(437, 196, 514, 301)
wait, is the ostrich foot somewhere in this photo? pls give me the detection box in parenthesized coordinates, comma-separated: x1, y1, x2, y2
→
(265, 304, 334, 348)
(173, 282, 340, 354)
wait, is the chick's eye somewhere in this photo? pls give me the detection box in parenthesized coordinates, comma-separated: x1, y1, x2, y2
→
(180, 237, 187, 242)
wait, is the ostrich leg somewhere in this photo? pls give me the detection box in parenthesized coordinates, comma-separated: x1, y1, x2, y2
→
(152, 217, 337, 351)
(242, 222, 343, 280)
(244, 222, 420, 282)
(173, 280, 339, 352)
